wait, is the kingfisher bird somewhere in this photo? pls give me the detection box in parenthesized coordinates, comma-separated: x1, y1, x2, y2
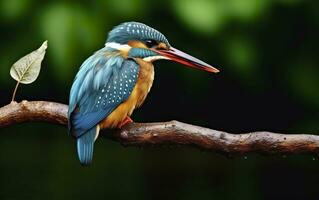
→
(68, 22, 219, 166)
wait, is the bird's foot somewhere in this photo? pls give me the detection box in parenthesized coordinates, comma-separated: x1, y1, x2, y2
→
(118, 116, 133, 129)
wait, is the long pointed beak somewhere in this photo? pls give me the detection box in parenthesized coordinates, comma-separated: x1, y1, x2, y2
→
(155, 47, 219, 73)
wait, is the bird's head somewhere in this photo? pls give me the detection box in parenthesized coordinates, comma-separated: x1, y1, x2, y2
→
(105, 22, 219, 73)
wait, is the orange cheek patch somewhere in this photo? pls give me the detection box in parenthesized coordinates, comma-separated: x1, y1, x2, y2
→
(128, 40, 147, 48)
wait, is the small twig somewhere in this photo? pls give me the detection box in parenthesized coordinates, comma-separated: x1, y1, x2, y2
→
(0, 101, 319, 156)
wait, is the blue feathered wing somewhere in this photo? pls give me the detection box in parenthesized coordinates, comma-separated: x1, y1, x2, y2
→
(68, 48, 139, 165)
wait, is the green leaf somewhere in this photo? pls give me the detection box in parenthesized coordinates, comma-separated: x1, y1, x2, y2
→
(9, 40, 48, 102)
(10, 40, 47, 84)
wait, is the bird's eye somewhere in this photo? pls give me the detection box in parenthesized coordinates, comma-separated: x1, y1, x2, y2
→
(145, 40, 158, 48)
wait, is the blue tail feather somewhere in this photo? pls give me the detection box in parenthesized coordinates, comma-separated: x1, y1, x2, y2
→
(76, 126, 97, 166)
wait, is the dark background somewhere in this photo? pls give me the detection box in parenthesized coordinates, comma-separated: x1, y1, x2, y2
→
(1, 0, 319, 199)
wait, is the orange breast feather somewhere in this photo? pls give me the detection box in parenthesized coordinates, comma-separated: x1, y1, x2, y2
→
(99, 59, 154, 129)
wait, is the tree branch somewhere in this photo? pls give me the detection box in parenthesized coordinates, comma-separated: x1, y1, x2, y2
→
(1, 101, 319, 156)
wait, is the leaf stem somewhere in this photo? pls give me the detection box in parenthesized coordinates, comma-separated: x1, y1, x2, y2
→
(11, 81, 20, 102)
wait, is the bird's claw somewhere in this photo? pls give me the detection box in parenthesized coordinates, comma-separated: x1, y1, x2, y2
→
(118, 116, 133, 129)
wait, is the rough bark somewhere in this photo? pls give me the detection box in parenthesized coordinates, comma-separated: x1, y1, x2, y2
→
(1, 101, 319, 156)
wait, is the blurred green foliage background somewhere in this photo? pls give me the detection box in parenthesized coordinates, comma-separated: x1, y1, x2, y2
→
(1, 0, 319, 199)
